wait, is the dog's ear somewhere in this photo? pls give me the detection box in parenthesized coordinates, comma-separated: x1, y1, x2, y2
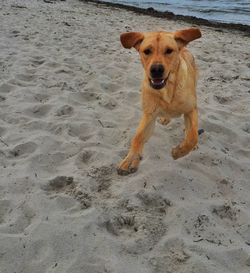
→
(174, 28, 201, 49)
(120, 32, 144, 51)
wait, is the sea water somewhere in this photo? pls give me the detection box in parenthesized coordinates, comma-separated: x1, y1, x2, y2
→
(102, 0, 250, 25)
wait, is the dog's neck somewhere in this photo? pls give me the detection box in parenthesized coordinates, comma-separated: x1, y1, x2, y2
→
(162, 71, 176, 103)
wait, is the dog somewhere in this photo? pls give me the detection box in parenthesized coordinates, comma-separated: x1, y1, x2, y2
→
(117, 28, 202, 175)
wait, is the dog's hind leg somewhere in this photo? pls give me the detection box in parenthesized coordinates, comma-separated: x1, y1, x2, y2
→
(171, 108, 198, 160)
(117, 114, 156, 175)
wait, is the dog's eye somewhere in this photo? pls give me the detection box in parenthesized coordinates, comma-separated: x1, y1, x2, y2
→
(143, 49, 152, 55)
(165, 48, 173, 55)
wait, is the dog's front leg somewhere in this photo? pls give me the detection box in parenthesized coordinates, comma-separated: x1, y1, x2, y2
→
(172, 108, 198, 160)
(117, 114, 156, 175)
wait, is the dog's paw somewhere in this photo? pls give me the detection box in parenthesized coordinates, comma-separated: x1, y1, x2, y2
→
(117, 166, 138, 176)
(117, 154, 142, 176)
(157, 117, 170, 126)
(172, 144, 196, 160)
(171, 145, 184, 160)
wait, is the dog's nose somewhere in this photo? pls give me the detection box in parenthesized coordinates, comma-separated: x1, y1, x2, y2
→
(150, 64, 164, 78)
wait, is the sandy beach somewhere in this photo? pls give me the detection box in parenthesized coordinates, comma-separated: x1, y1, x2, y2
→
(0, 0, 250, 272)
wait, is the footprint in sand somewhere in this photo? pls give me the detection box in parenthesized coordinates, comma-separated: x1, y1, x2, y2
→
(75, 149, 110, 169)
(30, 56, 45, 67)
(29, 152, 67, 173)
(24, 104, 52, 118)
(42, 176, 75, 192)
(54, 67, 74, 75)
(9, 141, 37, 158)
(44, 61, 61, 69)
(0, 201, 35, 234)
(7, 177, 35, 195)
(69, 91, 101, 105)
(23, 120, 47, 131)
(104, 214, 136, 236)
(103, 210, 167, 254)
(67, 122, 94, 141)
(10, 205, 35, 234)
(211, 203, 238, 223)
(214, 94, 233, 104)
(99, 78, 120, 92)
(34, 93, 50, 103)
(101, 189, 171, 254)
(56, 105, 74, 116)
(184, 212, 230, 246)
(25, 240, 53, 268)
(205, 119, 238, 142)
(87, 165, 115, 193)
(75, 150, 94, 169)
(149, 238, 190, 273)
(0, 95, 6, 102)
(137, 189, 172, 213)
(241, 123, 250, 134)
(42, 176, 91, 209)
(0, 82, 15, 93)
(15, 73, 37, 82)
(98, 96, 117, 110)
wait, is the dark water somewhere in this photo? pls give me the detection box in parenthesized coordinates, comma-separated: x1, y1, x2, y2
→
(102, 0, 250, 25)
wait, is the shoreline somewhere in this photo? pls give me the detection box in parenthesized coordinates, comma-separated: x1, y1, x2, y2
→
(81, 0, 250, 34)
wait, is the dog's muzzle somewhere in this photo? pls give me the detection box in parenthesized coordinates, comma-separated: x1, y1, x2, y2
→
(149, 72, 170, 90)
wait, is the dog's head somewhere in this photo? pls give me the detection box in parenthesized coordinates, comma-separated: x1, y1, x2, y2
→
(120, 28, 201, 90)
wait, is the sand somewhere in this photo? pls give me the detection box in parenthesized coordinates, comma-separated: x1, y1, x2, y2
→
(0, 0, 250, 272)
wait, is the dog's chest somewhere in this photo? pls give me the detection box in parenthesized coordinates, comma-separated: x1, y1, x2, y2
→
(159, 90, 196, 117)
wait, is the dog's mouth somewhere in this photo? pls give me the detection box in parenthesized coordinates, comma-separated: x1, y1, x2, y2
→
(149, 73, 170, 90)
(149, 78, 166, 90)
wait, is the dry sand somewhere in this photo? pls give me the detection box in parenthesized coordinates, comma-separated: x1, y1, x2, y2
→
(0, 0, 250, 272)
